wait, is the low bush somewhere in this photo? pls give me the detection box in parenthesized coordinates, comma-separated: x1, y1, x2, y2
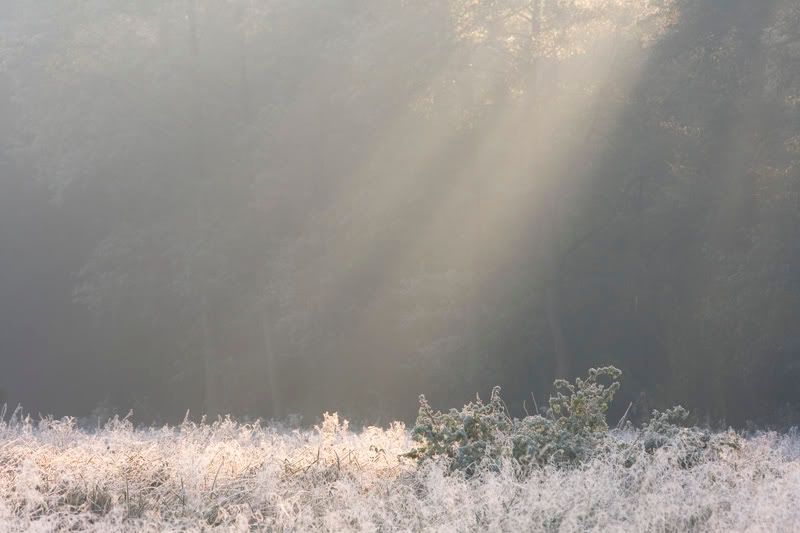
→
(406, 366, 741, 475)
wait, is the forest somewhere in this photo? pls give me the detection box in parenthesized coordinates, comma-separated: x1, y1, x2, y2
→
(3, 1, 800, 531)
(2, 0, 800, 429)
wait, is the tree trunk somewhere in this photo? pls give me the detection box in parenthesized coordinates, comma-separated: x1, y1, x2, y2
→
(237, 6, 250, 118)
(258, 265, 283, 420)
(529, 0, 571, 380)
(187, 0, 198, 57)
(186, 0, 218, 417)
(262, 310, 283, 419)
(199, 291, 219, 417)
(546, 204, 570, 379)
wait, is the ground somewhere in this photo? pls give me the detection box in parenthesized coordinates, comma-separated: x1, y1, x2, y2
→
(0, 411, 799, 531)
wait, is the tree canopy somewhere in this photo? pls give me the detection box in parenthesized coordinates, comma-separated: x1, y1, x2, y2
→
(1, 0, 799, 426)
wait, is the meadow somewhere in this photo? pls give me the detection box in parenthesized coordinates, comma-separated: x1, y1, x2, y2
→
(1, 402, 799, 531)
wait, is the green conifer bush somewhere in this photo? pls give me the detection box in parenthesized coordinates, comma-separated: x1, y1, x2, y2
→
(407, 366, 740, 475)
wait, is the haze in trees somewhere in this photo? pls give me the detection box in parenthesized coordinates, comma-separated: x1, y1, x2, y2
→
(0, 0, 798, 428)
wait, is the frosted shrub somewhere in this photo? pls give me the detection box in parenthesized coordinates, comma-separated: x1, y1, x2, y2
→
(407, 367, 622, 471)
(407, 367, 742, 476)
(405, 386, 512, 473)
(634, 406, 740, 469)
(642, 405, 692, 451)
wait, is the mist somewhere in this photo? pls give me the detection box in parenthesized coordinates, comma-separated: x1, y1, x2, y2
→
(1, 0, 799, 428)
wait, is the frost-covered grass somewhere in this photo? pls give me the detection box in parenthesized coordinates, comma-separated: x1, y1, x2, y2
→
(1, 407, 799, 532)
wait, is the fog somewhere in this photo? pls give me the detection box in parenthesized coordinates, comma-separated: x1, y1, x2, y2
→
(1, 0, 799, 426)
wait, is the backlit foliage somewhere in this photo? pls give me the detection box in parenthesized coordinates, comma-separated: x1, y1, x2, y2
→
(0, 397, 798, 531)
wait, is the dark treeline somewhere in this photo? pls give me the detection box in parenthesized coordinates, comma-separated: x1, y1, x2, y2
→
(1, 0, 799, 426)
